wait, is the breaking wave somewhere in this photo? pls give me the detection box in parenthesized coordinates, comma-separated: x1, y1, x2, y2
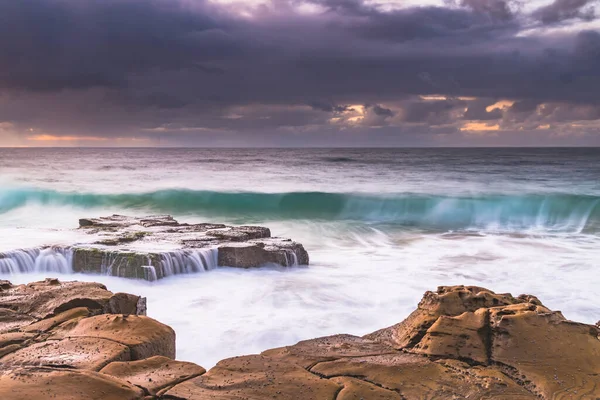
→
(0, 187, 599, 233)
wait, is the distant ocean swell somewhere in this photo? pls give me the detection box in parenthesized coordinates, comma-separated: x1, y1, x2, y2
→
(1, 188, 598, 232)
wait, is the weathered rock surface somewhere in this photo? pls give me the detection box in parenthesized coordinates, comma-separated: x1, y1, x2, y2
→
(1, 336, 132, 370)
(52, 314, 176, 360)
(0, 278, 146, 332)
(0, 367, 145, 400)
(100, 356, 206, 395)
(0, 279, 155, 370)
(0, 215, 309, 281)
(1, 281, 599, 399)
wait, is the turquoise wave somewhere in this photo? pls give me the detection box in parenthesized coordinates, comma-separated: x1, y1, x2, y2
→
(1, 188, 599, 232)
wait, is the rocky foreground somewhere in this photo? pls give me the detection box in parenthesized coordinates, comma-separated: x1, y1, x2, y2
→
(0, 215, 309, 280)
(1, 279, 599, 399)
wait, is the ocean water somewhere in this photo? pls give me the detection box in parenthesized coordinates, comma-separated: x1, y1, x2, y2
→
(1, 147, 599, 367)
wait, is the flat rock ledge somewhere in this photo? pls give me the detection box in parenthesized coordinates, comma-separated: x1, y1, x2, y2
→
(1, 280, 599, 399)
(0, 215, 309, 281)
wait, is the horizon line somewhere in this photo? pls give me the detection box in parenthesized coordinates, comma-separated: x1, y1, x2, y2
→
(2, 145, 600, 149)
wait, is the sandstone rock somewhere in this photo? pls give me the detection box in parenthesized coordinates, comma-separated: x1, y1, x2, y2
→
(411, 307, 490, 364)
(0, 343, 21, 358)
(0, 280, 12, 290)
(0, 332, 36, 358)
(1, 280, 598, 400)
(218, 239, 309, 268)
(312, 353, 535, 399)
(0, 367, 144, 400)
(0, 331, 36, 348)
(365, 286, 600, 399)
(0, 279, 143, 324)
(21, 307, 91, 333)
(262, 334, 396, 369)
(1, 337, 131, 370)
(106, 292, 146, 316)
(100, 355, 206, 394)
(365, 285, 522, 349)
(0, 278, 113, 319)
(489, 303, 600, 398)
(0, 308, 36, 333)
(4, 215, 310, 281)
(206, 226, 271, 241)
(74, 215, 308, 275)
(52, 314, 176, 360)
(163, 355, 342, 400)
(331, 377, 404, 400)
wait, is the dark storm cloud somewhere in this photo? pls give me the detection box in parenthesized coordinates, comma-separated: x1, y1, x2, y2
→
(308, 101, 351, 113)
(0, 0, 598, 145)
(0, 0, 230, 91)
(509, 99, 542, 113)
(532, 0, 596, 24)
(463, 99, 504, 120)
(459, 0, 517, 21)
(399, 98, 466, 125)
(371, 105, 394, 117)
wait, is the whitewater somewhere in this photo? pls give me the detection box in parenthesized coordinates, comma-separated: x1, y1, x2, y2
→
(1, 147, 599, 367)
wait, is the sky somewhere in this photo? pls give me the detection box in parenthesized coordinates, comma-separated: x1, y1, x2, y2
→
(0, 0, 599, 147)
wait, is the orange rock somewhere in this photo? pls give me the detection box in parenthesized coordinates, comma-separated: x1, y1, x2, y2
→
(0, 279, 113, 319)
(366, 285, 521, 349)
(262, 334, 396, 369)
(489, 305, 600, 398)
(0, 308, 36, 333)
(0, 279, 144, 321)
(21, 307, 91, 333)
(163, 355, 342, 400)
(411, 308, 490, 364)
(312, 352, 536, 399)
(0, 331, 36, 348)
(3, 280, 599, 400)
(52, 314, 176, 360)
(0, 367, 144, 400)
(1, 337, 131, 370)
(100, 355, 206, 394)
(331, 377, 404, 400)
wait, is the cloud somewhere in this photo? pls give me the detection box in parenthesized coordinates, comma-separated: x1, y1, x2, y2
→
(370, 104, 394, 117)
(459, 0, 517, 21)
(532, 0, 596, 24)
(463, 99, 505, 120)
(0, 0, 598, 146)
(398, 98, 467, 125)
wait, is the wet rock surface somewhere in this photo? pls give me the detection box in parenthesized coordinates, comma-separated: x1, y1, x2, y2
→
(1, 281, 599, 399)
(1, 215, 310, 281)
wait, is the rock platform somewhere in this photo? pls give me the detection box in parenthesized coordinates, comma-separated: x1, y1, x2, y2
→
(0, 215, 309, 281)
(1, 279, 599, 399)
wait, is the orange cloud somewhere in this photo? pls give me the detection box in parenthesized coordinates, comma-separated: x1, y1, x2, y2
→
(27, 134, 108, 141)
(486, 100, 514, 112)
(26, 135, 150, 143)
(460, 122, 501, 132)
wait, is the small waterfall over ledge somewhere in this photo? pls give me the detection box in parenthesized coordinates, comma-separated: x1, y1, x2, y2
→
(0, 246, 219, 281)
(136, 248, 219, 281)
(160, 248, 218, 276)
(0, 247, 73, 274)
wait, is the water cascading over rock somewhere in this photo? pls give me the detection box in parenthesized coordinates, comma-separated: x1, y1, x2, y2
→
(0, 215, 308, 281)
(0, 248, 73, 275)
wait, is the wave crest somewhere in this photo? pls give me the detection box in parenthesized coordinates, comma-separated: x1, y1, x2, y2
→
(0, 188, 598, 233)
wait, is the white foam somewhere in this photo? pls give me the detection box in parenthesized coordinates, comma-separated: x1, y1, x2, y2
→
(0, 247, 72, 274)
(3, 220, 598, 370)
(159, 248, 218, 276)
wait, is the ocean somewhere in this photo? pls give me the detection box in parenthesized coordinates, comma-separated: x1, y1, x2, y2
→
(1, 147, 599, 367)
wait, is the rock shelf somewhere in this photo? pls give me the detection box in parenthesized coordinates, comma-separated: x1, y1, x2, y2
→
(1, 279, 598, 399)
(0, 215, 310, 281)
